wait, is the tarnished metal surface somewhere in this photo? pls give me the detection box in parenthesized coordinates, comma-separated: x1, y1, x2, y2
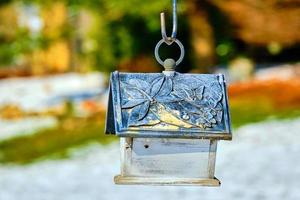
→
(106, 71, 232, 140)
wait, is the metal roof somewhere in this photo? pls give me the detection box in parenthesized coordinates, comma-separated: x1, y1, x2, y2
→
(106, 71, 232, 140)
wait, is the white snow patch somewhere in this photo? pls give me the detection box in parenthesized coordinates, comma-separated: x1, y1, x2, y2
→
(1, 118, 300, 200)
(0, 117, 58, 141)
(0, 73, 105, 112)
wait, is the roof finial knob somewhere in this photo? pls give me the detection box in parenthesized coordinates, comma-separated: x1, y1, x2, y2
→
(163, 58, 176, 76)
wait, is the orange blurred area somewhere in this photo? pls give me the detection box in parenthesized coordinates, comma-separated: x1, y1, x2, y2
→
(229, 78, 300, 109)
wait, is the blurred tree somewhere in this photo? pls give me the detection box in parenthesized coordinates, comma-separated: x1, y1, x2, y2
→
(30, 2, 71, 74)
(0, 4, 19, 66)
(210, 0, 300, 46)
(81, 0, 190, 72)
(0, 0, 299, 75)
(0, 0, 12, 6)
(209, 0, 300, 63)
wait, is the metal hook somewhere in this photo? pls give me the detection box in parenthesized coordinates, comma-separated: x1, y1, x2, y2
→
(161, 0, 177, 45)
(155, 0, 184, 67)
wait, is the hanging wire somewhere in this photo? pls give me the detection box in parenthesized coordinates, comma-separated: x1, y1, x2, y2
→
(155, 0, 185, 67)
(160, 0, 177, 45)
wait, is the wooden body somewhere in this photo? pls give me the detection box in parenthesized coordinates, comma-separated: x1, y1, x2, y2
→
(115, 137, 220, 186)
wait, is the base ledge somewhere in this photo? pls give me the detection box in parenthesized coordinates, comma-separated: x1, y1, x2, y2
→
(114, 175, 221, 186)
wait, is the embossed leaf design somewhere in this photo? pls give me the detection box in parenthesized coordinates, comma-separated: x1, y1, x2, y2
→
(195, 86, 204, 100)
(122, 83, 152, 100)
(128, 105, 140, 126)
(127, 101, 151, 126)
(138, 101, 150, 120)
(216, 111, 223, 122)
(122, 85, 144, 99)
(173, 83, 193, 100)
(196, 117, 206, 125)
(215, 102, 223, 111)
(210, 118, 217, 124)
(129, 111, 160, 127)
(122, 99, 146, 108)
(127, 101, 149, 125)
(149, 76, 165, 97)
(121, 73, 225, 130)
(212, 93, 223, 106)
(128, 79, 150, 90)
(179, 101, 203, 115)
(156, 95, 182, 103)
(174, 88, 188, 99)
(157, 77, 173, 97)
(209, 82, 223, 106)
(207, 97, 216, 107)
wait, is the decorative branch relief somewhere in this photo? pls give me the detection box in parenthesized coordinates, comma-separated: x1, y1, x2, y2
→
(120, 73, 224, 129)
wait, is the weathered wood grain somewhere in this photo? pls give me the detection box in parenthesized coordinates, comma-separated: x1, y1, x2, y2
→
(114, 175, 221, 186)
(121, 138, 217, 179)
(120, 137, 133, 176)
(208, 140, 218, 178)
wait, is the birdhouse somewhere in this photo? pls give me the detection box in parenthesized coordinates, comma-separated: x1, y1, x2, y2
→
(105, 66, 232, 186)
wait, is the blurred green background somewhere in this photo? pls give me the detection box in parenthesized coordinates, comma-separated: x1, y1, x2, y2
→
(1, 0, 299, 75)
(0, 0, 300, 163)
(0, 1, 300, 199)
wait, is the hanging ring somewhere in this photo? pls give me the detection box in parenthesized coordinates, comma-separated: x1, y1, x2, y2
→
(161, 0, 177, 45)
(154, 38, 185, 66)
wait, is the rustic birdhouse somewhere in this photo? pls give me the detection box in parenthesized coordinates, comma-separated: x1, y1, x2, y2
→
(105, 63, 232, 186)
(105, 0, 232, 186)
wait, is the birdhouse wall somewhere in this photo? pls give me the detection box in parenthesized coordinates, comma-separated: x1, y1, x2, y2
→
(120, 138, 217, 179)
